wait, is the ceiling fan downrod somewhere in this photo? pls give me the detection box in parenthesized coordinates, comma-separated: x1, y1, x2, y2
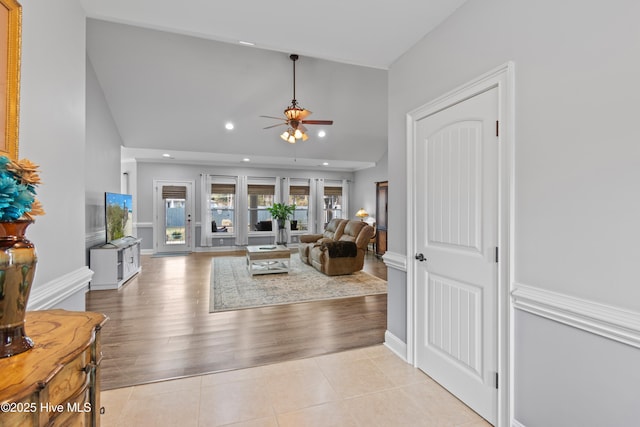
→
(290, 54, 299, 108)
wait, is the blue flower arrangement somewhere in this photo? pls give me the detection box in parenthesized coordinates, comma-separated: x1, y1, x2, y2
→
(0, 156, 44, 222)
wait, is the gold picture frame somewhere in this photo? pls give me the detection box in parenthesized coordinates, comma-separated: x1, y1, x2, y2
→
(0, 0, 21, 160)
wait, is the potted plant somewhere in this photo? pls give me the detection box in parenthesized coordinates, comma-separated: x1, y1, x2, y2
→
(267, 203, 296, 229)
(267, 203, 296, 245)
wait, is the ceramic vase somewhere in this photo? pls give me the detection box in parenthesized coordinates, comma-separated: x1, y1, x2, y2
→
(0, 220, 37, 358)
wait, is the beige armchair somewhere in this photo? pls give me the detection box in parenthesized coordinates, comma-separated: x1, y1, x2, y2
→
(299, 219, 374, 276)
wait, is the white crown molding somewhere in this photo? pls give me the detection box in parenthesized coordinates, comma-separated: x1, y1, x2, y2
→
(28, 267, 93, 310)
(512, 283, 640, 349)
(382, 251, 407, 272)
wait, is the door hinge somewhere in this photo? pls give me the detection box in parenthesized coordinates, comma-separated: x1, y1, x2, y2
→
(496, 120, 499, 137)
(495, 247, 499, 263)
(495, 372, 499, 389)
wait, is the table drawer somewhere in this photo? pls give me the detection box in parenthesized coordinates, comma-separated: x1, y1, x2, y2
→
(47, 383, 91, 427)
(47, 348, 91, 407)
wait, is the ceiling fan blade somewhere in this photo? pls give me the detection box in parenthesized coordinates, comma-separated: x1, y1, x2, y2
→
(263, 123, 287, 129)
(298, 124, 308, 133)
(301, 120, 334, 125)
(260, 115, 287, 120)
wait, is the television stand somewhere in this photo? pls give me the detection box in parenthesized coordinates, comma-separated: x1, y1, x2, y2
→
(90, 236, 142, 290)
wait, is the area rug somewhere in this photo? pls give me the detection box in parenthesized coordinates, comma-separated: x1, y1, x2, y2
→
(209, 255, 387, 312)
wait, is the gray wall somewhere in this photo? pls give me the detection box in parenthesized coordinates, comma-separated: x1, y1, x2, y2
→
(388, 0, 640, 424)
(351, 150, 388, 221)
(515, 310, 640, 426)
(85, 58, 124, 254)
(20, 0, 88, 309)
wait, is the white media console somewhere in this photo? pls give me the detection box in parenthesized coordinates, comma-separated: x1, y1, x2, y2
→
(90, 236, 142, 290)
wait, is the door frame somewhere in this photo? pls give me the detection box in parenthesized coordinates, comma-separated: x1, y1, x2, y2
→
(152, 179, 196, 254)
(405, 62, 514, 426)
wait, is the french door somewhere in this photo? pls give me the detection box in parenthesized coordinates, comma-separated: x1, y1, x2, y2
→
(153, 180, 194, 253)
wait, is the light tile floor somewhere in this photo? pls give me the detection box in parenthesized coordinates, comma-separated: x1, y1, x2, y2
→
(100, 345, 491, 427)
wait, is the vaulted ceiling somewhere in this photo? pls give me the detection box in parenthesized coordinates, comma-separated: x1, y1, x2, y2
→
(82, 0, 468, 171)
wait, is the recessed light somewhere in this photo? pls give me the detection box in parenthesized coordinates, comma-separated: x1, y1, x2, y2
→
(242, 158, 250, 162)
(239, 41, 255, 46)
(318, 130, 326, 138)
(322, 162, 329, 166)
(162, 153, 171, 158)
(225, 122, 234, 130)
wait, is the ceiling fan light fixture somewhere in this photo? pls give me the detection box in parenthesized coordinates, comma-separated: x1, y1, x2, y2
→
(262, 54, 333, 143)
(285, 107, 306, 121)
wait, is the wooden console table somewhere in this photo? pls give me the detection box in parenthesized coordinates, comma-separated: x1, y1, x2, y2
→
(0, 310, 108, 426)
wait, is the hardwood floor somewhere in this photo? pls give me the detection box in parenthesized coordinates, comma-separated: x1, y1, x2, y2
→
(86, 250, 388, 390)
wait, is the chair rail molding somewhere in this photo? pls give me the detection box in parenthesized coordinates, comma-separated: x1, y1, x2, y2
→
(512, 283, 640, 349)
(382, 251, 406, 272)
(28, 266, 93, 310)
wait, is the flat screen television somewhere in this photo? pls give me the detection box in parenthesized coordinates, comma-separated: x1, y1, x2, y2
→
(105, 192, 133, 242)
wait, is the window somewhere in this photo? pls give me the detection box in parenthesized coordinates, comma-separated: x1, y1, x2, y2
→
(248, 183, 275, 231)
(211, 183, 235, 233)
(323, 185, 343, 226)
(289, 185, 309, 231)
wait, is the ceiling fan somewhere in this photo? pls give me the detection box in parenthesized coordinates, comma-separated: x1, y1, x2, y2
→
(261, 54, 333, 143)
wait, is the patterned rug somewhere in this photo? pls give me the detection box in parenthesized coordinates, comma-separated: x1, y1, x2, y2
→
(209, 255, 387, 312)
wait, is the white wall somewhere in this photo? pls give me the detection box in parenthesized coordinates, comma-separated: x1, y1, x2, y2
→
(21, 0, 91, 310)
(388, 0, 640, 424)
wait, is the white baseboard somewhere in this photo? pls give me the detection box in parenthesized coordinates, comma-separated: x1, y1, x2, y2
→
(194, 246, 243, 253)
(512, 419, 526, 427)
(384, 330, 408, 361)
(382, 251, 407, 272)
(28, 266, 93, 311)
(512, 283, 640, 349)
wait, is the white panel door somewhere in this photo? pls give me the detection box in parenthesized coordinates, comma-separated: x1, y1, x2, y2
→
(415, 87, 499, 424)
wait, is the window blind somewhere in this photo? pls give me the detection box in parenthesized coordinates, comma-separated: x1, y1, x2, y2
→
(289, 185, 310, 196)
(162, 185, 187, 199)
(324, 186, 342, 196)
(248, 184, 275, 195)
(211, 183, 236, 194)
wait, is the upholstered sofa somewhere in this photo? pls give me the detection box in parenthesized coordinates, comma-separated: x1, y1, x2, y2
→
(299, 218, 374, 276)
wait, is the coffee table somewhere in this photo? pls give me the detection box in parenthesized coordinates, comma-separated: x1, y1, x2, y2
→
(246, 245, 291, 276)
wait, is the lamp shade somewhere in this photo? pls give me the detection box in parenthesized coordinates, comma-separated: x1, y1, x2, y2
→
(356, 208, 369, 219)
